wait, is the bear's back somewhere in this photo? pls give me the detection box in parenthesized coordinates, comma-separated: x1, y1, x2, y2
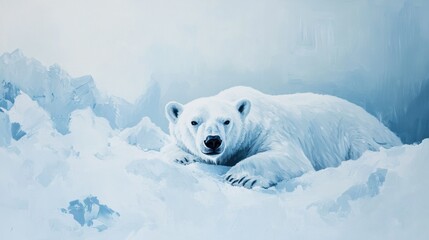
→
(217, 86, 401, 169)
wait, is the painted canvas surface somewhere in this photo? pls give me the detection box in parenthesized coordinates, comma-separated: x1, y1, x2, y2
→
(0, 0, 428, 239)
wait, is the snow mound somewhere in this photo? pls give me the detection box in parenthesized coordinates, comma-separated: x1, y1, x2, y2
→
(120, 117, 169, 151)
(67, 108, 113, 157)
(0, 107, 428, 240)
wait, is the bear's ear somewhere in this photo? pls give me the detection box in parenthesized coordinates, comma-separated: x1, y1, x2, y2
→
(235, 98, 251, 119)
(165, 101, 183, 124)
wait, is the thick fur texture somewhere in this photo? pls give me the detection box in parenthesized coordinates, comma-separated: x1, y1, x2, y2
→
(163, 86, 401, 189)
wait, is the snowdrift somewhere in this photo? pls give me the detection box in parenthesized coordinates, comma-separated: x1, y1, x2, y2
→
(0, 93, 428, 240)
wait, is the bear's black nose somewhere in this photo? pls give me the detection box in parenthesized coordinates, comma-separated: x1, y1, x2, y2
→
(204, 135, 222, 150)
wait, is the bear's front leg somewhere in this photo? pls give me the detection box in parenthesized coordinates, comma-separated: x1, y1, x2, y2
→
(161, 143, 199, 165)
(224, 149, 314, 189)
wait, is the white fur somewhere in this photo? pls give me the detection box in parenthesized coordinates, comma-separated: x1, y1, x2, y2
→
(163, 86, 401, 189)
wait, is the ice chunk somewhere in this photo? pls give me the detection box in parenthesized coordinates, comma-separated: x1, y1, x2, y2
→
(0, 51, 99, 134)
(6, 93, 55, 136)
(10, 122, 26, 140)
(61, 196, 119, 232)
(0, 111, 11, 146)
(0, 50, 163, 136)
(0, 80, 20, 110)
(93, 81, 162, 130)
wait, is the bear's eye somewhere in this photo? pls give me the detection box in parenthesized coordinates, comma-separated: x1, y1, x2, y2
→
(191, 121, 198, 126)
(224, 120, 230, 125)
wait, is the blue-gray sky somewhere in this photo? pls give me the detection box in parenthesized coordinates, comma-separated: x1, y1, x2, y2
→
(1, 0, 428, 104)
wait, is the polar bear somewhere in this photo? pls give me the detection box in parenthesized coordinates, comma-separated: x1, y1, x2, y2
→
(163, 86, 401, 189)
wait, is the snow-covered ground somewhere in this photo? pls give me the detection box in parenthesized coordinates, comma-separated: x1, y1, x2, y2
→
(0, 93, 428, 240)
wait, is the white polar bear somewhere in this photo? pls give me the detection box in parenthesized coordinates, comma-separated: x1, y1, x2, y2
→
(163, 86, 401, 189)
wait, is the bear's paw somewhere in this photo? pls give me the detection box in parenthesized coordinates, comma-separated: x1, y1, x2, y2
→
(224, 172, 277, 189)
(161, 143, 199, 165)
(175, 156, 197, 165)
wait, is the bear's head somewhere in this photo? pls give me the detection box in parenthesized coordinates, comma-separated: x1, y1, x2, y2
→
(165, 97, 251, 165)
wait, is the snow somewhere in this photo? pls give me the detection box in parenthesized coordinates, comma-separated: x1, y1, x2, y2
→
(0, 88, 428, 239)
(120, 117, 169, 151)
